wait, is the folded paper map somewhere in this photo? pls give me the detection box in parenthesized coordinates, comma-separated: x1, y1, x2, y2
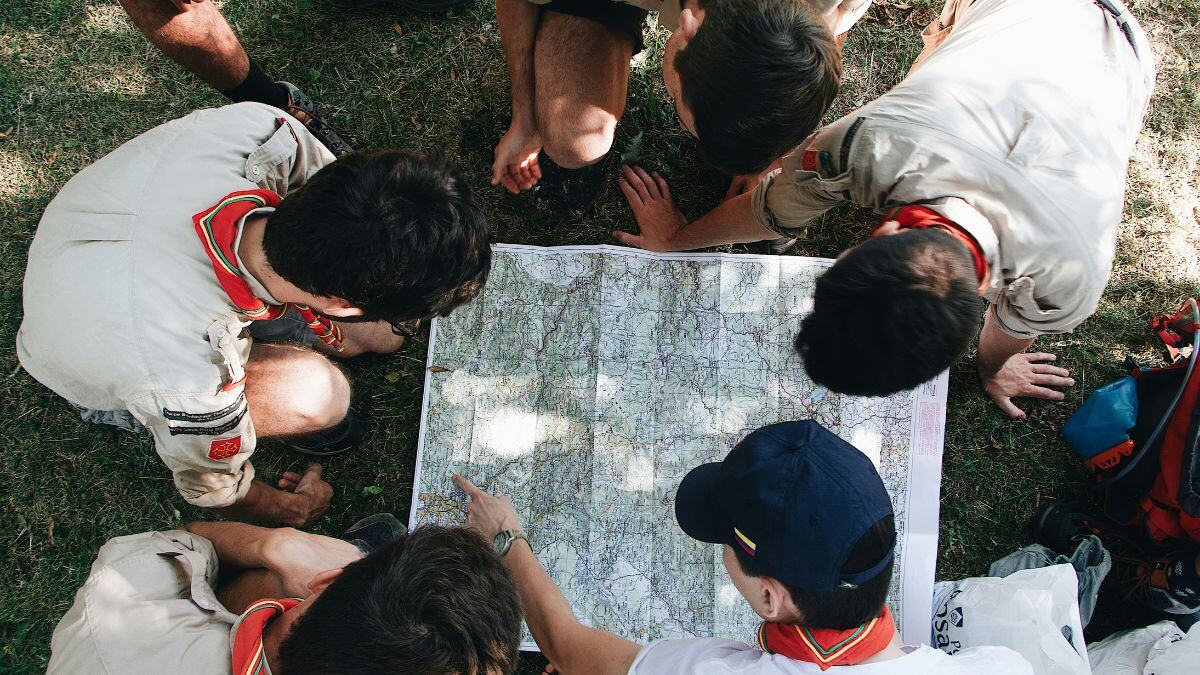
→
(409, 244, 947, 650)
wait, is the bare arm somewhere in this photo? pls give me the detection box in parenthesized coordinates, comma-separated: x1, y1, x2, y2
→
(492, 0, 544, 193)
(615, 166, 775, 252)
(977, 310, 1074, 420)
(507, 540, 642, 675)
(453, 475, 642, 675)
(497, 0, 537, 129)
(185, 520, 361, 611)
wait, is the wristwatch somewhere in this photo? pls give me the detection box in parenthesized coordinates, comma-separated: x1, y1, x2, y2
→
(492, 528, 528, 557)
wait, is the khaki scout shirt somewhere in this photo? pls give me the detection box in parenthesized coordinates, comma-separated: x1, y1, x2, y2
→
(525, 0, 869, 34)
(17, 103, 334, 507)
(48, 531, 244, 674)
(751, 0, 1155, 339)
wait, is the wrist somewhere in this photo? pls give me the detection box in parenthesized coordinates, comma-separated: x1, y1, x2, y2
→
(486, 519, 522, 542)
(502, 534, 533, 563)
(507, 106, 536, 133)
(274, 487, 314, 527)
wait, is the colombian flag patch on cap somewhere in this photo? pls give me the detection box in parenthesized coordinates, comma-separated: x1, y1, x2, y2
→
(734, 527, 757, 556)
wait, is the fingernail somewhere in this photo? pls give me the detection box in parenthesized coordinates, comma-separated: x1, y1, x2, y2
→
(1068, 379, 1076, 385)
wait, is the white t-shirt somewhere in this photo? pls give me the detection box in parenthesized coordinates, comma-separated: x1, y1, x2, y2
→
(628, 638, 1033, 675)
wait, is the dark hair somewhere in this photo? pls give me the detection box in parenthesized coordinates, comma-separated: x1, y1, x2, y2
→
(675, 0, 842, 175)
(737, 515, 896, 629)
(796, 230, 982, 396)
(277, 526, 522, 675)
(264, 149, 491, 324)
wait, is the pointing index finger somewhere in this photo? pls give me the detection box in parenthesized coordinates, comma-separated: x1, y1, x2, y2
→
(452, 473, 482, 498)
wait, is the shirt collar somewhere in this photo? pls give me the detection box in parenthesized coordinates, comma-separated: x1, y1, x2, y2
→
(232, 206, 283, 307)
(922, 198, 1000, 287)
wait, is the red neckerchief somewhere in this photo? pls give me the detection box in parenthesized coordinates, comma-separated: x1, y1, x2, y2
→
(231, 597, 302, 675)
(193, 190, 343, 353)
(880, 205, 989, 291)
(757, 606, 895, 671)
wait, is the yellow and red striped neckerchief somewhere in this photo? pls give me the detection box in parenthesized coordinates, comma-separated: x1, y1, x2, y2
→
(192, 190, 343, 353)
(231, 597, 301, 675)
(757, 606, 895, 671)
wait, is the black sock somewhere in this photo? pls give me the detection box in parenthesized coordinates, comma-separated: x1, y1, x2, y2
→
(218, 59, 288, 109)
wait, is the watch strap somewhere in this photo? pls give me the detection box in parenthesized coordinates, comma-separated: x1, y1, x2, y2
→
(497, 528, 528, 557)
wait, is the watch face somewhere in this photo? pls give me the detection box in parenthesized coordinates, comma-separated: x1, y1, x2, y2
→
(492, 531, 511, 554)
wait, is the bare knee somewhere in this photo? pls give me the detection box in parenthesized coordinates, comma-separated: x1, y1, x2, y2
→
(539, 116, 616, 169)
(287, 358, 351, 430)
(247, 347, 351, 435)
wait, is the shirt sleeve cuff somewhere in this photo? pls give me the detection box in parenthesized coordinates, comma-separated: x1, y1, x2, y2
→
(749, 169, 797, 239)
(178, 461, 256, 509)
(988, 304, 1040, 340)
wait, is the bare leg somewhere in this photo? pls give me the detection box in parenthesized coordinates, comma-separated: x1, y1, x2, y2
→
(244, 343, 351, 437)
(534, 12, 634, 168)
(118, 0, 249, 90)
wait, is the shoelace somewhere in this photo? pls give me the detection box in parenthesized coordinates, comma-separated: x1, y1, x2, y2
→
(1111, 554, 1160, 604)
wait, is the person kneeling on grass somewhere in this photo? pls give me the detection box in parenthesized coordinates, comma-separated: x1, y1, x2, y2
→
(489, 0, 864, 202)
(48, 518, 523, 674)
(615, 0, 1155, 419)
(17, 103, 491, 526)
(456, 420, 1033, 674)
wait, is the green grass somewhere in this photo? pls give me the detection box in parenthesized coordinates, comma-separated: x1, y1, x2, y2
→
(1, 0, 1199, 671)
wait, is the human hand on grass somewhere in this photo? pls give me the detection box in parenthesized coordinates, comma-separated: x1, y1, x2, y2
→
(277, 463, 333, 527)
(453, 474, 522, 541)
(492, 122, 542, 194)
(614, 165, 687, 252)
(981, 352, 1074, 420)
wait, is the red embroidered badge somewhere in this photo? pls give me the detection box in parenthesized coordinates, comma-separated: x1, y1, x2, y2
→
(209, 436, 243, 460)
(801, 150, 819, 172)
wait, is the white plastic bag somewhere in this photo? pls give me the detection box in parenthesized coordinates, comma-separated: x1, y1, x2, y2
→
(931, 563, 1090, 675)
(1089, 620, 1200, 675)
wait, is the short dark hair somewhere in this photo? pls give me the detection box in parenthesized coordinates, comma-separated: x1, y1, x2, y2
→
(277, 526, 522, 675)
(796, 230, 982, 396)
(675, 0, 842, 175)
(264, 149, 491, 323)
(736, 515, 896, 629)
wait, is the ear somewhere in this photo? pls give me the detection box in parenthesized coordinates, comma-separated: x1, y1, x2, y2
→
(759, 577, 800, 623)
(308, 567, 344, 596)
(677, 3, 704, 44)
(871, 220, 903, 238)
(318, 297, 365, 318)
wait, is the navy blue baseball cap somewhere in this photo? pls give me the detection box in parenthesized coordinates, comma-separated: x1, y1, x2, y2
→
(675, 420, 895, 591)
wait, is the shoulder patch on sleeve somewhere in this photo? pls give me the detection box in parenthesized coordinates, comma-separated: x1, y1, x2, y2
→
(801, 149, 819, 172)
(208, 436, 243, 460)
(162, 393, 246, 423)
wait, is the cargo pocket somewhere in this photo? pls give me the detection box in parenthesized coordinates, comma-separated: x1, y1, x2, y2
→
(244, 119, 301, 194)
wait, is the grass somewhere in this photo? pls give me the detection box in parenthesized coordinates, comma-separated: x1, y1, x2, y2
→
(1, 0, 1198, 671)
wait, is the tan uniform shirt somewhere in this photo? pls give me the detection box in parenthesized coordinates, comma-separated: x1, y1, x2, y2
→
(17, 103, 334, 507)
(526, 0, 869, 34)
(751, 0, 1155, 338)
(48, 530, 243, 674)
